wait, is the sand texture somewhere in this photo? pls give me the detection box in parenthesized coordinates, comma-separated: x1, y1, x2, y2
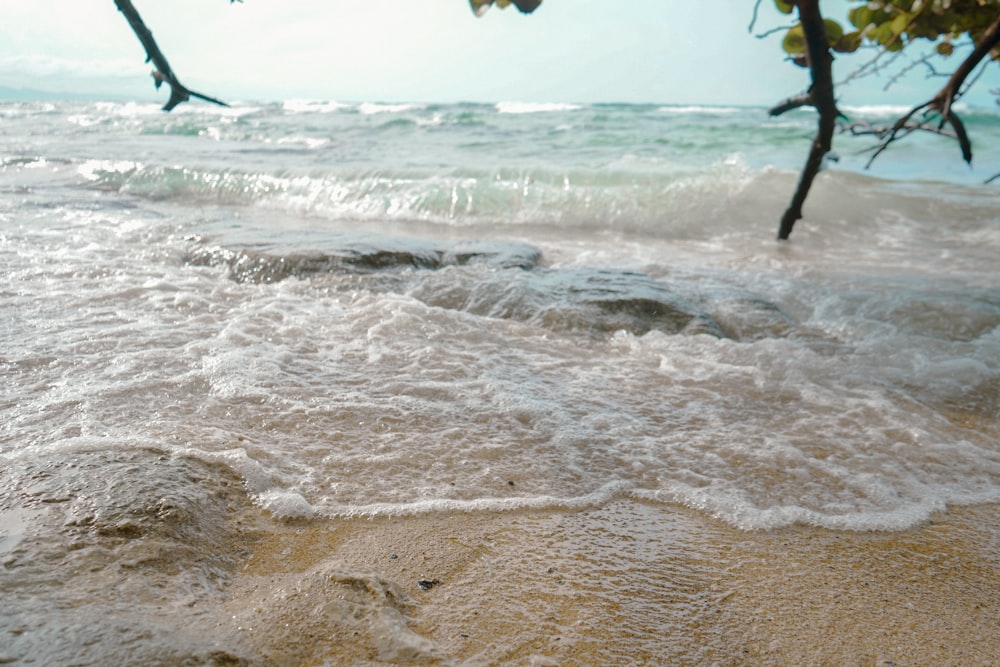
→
(217, 501, 1000, 666)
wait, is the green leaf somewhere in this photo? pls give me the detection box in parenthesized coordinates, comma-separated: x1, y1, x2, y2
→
(890, 12, 911, 36)
(832, 31, 863, 54)
(873, 21, 896, 46)
(774, 0, 795, 15)
(848, 6, 876, 31)
(469, 0, 492, 17)
(510, 0, 541, 12)
(782, 24, 807, 54)
(823, 19, 844, 45)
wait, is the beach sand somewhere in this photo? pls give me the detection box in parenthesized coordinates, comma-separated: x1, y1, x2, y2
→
(220, 501, 1000, 666)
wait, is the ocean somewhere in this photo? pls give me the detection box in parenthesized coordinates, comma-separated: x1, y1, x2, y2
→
(2, 99, 999, 665)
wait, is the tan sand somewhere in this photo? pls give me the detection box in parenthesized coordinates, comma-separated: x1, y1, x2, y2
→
(220, 501, 1000, 666)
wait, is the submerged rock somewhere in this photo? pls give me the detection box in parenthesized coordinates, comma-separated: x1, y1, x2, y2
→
(0, 445, 443, 666)
(183, 226, 798, 340)
(702, 295, 799, 341)
(410, 267, 722, 338)
(185, 228, 542, 283)
(0, 446, 260, 666)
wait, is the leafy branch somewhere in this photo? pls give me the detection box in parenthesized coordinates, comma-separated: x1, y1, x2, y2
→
(867, 11, 1000, 167)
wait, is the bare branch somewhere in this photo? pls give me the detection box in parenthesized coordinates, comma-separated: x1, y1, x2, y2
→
(114, 0, 228, 111)
(865, 103, 930, 166)
(884, 51, 936, 91)
(777, 0, 839, 240)
(958, 58, 991, 98)
(837, 44, 900, 88)
(755, 24, 798, 40)
(769, 93, 814, 116)
(747, 0, 796, 39)
(842, 120, 957, 142)
(949, 111, 972, 163)
(748, 0, 763, 33)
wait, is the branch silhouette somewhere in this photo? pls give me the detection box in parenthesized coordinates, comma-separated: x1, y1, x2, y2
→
(114, 0, 228, 111)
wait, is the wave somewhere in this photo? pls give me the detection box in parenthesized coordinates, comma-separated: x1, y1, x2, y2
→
(359, 102, 426, 115)
(282, 99, 352, 114)
(657, 105, 745, 114)
(280, 100, 429, 115)
(72, 153, 782, 233)
(496, 101, 583, 114)
(841, 102, 1000, 121)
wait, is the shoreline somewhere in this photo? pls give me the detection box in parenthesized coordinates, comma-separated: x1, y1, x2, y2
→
(221, 500, 1000, 665)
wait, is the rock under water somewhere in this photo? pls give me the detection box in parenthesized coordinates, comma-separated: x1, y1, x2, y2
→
(185, 227, 801, 341)
(185, 229, 543, 282)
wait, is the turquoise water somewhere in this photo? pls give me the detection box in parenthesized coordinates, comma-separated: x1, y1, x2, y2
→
(1, 98, 999, 662)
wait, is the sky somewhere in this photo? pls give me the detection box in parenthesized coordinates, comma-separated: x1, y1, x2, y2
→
(0, 0, 998, 108)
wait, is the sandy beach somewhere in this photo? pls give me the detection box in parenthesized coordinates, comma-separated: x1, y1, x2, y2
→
(4, 99, 1000, 667)
(216, 501, 1000, 666)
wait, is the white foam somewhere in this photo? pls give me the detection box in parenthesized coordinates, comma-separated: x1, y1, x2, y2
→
(282, 99, 351, 114)
(182, 447, 316, 519)
(184, 447, 276, 495)
(358, 102, 425, 115)
(314, 482, 631, 518)
(258, 489, 316, 519)
(273, 135, 330, 149)
(0, 508, 34, 556)
(657, 105, 743, 114)
(76, 159, 141, 182)
(496, 101, 582, 114)
(840, 104, 917, 118)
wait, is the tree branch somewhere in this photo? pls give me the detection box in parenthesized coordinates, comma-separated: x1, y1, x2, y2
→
(114, 0, 228, 111)
(769, 92, 814, 116)
(470, 0, 541, 16)
(843, 119, 957, 142)
(749, 0, 764, 33)
(867, 11, 1000, 167)
(776, 0, 839, 241)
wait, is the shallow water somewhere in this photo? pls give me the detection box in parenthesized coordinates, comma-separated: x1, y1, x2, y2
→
(2, 99, 999, 664)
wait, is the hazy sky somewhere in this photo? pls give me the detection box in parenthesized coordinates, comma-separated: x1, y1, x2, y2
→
(1, 0, 998, 107)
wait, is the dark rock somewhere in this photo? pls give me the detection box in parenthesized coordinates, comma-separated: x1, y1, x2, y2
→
(410, 267, 722, 338)
(181, 225, 800, 341)
(0, 446, 260, 666)
(185, 228, 542, 283)
(704, 295, 798, 341)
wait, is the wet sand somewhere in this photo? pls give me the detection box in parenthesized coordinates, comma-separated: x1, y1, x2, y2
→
(222, 501, 1000, 666)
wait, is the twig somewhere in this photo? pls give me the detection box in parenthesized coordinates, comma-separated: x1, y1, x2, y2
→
(884, 51, 936, 91)
(749, 0, 763, 33)
(769, 92, 814, 116)
(755, 24, 798, 40)
(842, 119, 957, 142)
(838, 44, 899, 87)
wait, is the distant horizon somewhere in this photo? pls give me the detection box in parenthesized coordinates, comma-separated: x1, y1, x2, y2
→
(3, 1, 1000, 111)
(3, 86, 999, 114)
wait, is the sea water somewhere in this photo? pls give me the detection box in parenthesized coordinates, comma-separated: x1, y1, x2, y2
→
(1, 99, 999, 662)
